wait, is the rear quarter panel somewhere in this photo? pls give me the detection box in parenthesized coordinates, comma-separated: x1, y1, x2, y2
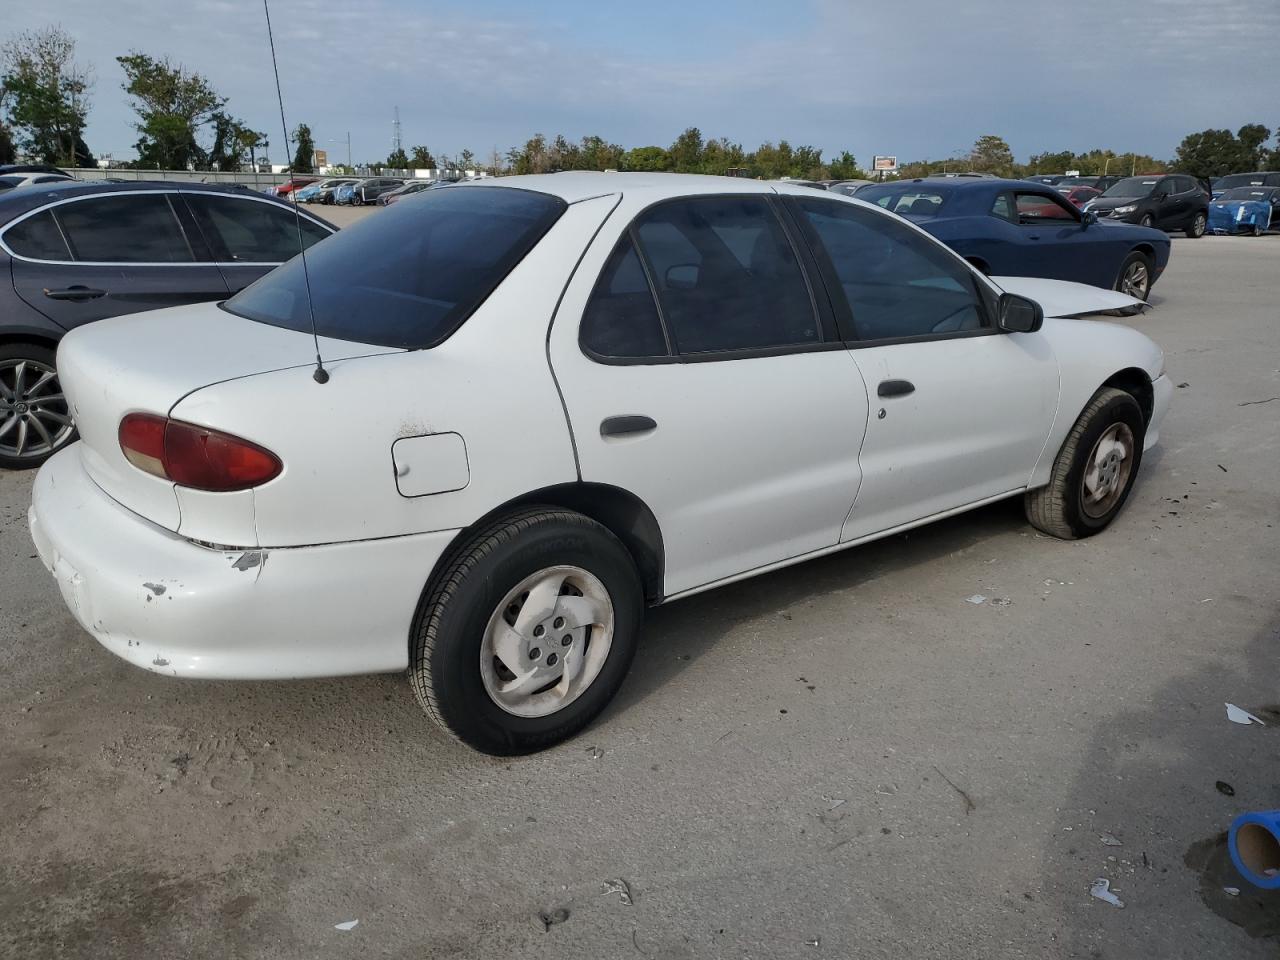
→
(169, 194, 620, 547)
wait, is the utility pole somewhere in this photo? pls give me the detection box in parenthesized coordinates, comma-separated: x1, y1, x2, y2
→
(392, 107, 402, 156)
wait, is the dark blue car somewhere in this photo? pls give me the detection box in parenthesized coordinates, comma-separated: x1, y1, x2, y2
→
(856, 178, 1171, 304)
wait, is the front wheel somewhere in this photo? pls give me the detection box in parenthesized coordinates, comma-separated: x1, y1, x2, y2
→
(409, 507, 643, 755)
(1186, 211, 1207, 238)
(0, 342, 76, 470)
(1025, 387, 1145, 540)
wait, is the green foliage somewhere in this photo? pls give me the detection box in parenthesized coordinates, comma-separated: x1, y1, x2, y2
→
(291, 123, 314, 173)
(0, 122, 15, 164)
(2, 26, 92, 166)
(386, 147, 409, 169)
(1171, 124, 1271, 177)
(409, 144, 435, 169)
(623, 145, 670, 171)
(118, 52, 224, 169)
(207, 112, 263, 172)
(827, 151, 864, 180)
(970, 134, 1014, 176)
(669, 126, 704, 173)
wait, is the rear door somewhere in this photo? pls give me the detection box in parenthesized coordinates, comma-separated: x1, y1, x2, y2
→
(180, 191, 334, 293)
(549, 192, 870, 597)
(4, 191, 229, 331)
(786, 196, 1058, 540)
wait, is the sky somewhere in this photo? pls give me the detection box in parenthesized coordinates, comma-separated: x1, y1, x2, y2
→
(7, 0, 1279, 167)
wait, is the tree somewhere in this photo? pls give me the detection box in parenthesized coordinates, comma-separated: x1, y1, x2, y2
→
(2, 26, 92, 166)
(409, 144, 436, 169)
(969, 134, 1014, 176)
(1236, 123, 1271, 170)
(827, 150, 862, 180)
(118, 52, 224, 169)
(623, 145, 669, 171)
(669, 126, 704, 173)
(1173, 128, 1250, 179)
(291, 123, 315, 172)
(509, 134, 549, 174)
(1027, 149, 1075, 174)
(459, 148, 475, 170)
(0, 123, 14, 164)
(207, 111, 262, 171)
(386, 147, 409, 169)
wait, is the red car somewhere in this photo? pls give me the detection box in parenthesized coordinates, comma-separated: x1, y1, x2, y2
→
(270, 176, 321, 198)
(1056, 185, 1102, 208)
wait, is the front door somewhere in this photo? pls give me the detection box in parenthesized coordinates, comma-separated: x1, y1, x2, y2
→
(6, 191, 229, 332)
(784, 195, 1058, 541)
(549, 192, 870, 597)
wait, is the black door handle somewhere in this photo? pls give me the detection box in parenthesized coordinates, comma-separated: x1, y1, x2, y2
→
(44, 286, 107, 301)
(600, 415, 657, 438)
(877, 379, 915, 398)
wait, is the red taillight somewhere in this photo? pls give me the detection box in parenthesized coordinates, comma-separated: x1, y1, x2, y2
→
(119, 413, 282, 492)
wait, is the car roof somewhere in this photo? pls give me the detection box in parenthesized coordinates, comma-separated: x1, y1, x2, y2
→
(0, 179, 286, 225)
(471, 171, 778, 203)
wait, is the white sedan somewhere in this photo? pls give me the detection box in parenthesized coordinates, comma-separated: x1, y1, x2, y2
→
(28, 173, 1172, 754)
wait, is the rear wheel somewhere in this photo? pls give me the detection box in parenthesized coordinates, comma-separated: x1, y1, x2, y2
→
(409, 507, 643, 755)
(1025, 388, 1145, 540)
(1186, 211, 1207, 238)
(1111, 251, 1153, 316)
(0, 342, 76, 470)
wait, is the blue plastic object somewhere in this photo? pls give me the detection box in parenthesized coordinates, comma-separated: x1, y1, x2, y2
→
(1208, 199, 1272, 235)
(1229, 812, 1280, 889)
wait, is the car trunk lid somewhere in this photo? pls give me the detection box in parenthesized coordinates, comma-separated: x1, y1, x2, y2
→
(57, 301, 400, 532)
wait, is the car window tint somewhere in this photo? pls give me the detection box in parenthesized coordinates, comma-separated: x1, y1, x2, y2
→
(796, 198, 986, 341)
(225, 186, 565, 349)
(55, 194, 194, 262)
(581, 236, 668, 359)
(1014, 193, 1075, 221)
(632, 196, 818, 354)
(990, 193, 1013, 220)
(185, 194, 329, 262)
(5, 210, 73, 260)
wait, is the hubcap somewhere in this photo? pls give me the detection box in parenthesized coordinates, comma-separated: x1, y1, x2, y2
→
(0, 358, 73, 461)
(1120, 261, 1149, 299)
(1080, 422, 1135, 519)
(479, 565, 615, 718)
(1193, 214, 1205, 235)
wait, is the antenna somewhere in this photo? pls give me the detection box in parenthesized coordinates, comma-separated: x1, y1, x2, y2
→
(392, 106, 402, 159)
(262, 0, 328, 385)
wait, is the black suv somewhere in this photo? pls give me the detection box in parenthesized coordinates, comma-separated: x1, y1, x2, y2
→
(1084, 174, 1209, 237)
(0, 181, 335, 468)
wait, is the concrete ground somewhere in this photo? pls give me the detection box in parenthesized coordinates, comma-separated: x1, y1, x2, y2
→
(1, 234, 1278, 959)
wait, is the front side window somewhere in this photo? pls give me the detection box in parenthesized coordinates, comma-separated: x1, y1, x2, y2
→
(54, 194, 194, 262)
(631, 196, 818, 354)
(185, 194, 330, 262)
(795, 198, 987, 341)
(4, 210, 73, 260)
(225, 186, 565, 349)
(581, 237, 668, 359)
(1014, 192, 1077, 222)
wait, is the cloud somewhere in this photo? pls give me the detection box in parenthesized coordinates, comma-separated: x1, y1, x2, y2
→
(5, 0, 1277, 165)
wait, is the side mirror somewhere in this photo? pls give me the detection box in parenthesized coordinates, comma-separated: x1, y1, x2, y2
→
(665, 263, 700, 290)
(1082, 210, 1098, 228)
(997, 292, 1044, 334)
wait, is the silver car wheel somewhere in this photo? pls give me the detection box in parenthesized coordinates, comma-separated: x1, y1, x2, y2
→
(1119, 260, 1150, 299)
(1080, 422, 1135, 520)
(479, 565, 615, 718)
(0, 358, 74, 462)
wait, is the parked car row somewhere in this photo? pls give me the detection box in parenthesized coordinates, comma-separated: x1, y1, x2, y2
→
(0, 181, 335, 468)
(26, 172, 1169, 754)
(274, 175, 458, 206)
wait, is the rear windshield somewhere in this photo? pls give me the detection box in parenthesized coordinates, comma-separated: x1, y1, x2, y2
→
(1218, 187, 1272, 201)
(854, 185, 949, 217)
(1216, 174, 1269, 190)
(223, 186, 566, 349)
(1101, 177, 1160, 198)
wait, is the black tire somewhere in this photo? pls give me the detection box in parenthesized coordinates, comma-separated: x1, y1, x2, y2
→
(1111, 251, 1153, 316)
(1186, 210, 1207, 238)
(409, 507, 643, 755)
(0, 341, 76, 471)
(1139, 214, 1155, 228)
(1025, 387, 1145, 540)
(1251, 224, 1263, 237)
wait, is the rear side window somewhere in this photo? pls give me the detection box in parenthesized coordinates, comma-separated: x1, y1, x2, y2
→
(795, 198, 987, 341)
(55, 194, 195, 262)
(857, 186, 948, 217)
(4, 210, 73, 260)
(631, 196, 818, 354)
(224, 186, 565, 349)
(581, 237, 668, 359)
(185, 194, 330, 262)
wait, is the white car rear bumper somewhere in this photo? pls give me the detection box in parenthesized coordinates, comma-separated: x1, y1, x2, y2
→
(29, 447, 457, 680)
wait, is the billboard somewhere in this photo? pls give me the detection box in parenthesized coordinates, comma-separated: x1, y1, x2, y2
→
(873, 155, 898, 172)
(314, 149, 328, 167)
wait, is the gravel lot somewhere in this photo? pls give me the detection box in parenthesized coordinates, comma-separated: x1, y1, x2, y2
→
(1, 233, 1278, 959)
